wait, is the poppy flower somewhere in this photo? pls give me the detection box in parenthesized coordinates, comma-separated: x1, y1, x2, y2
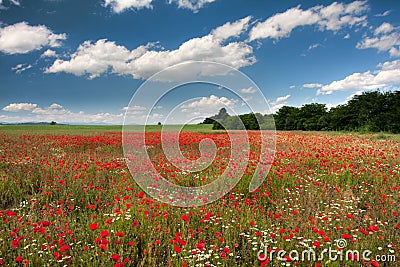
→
(111, 254, 120, 262)
(174, 246, 182, 253)
(90, 223, 98, 231)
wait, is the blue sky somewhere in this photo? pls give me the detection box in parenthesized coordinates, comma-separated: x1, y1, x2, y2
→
(1, 0, 399, 124)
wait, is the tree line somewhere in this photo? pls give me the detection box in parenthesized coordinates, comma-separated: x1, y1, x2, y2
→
(202, 91, 400, 133)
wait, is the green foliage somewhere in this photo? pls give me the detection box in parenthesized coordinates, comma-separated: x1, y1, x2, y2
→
(207, 90, 399, 133)
(202, 108, 229, 124)
(274, 90, 400, 133)
(211, 110, 275, 130)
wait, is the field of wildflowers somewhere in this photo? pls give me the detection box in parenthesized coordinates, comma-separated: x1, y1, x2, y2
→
(0, 127, 399, 266)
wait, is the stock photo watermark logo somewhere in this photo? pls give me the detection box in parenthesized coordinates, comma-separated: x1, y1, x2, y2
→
(257, 238, 396, 264)
(122, 61, 276, 207)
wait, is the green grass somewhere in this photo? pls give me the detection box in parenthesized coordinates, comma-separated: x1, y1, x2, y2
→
(0, 124, 214, 135)
(125, 124, 214, 133)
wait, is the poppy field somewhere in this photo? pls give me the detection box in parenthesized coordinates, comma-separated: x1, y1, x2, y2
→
(0, 126, 399, 266)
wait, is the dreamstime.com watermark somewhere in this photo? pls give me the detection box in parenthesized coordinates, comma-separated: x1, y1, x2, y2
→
(257, 239, 396, 263)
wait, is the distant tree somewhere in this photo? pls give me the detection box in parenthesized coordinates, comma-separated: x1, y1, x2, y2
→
(203, 108, 230, 124)
(217, 108, 229, 120)
(239, 113, 260, 130)
(50, 121, 57, 125)
(274, 106, 299, 130)
(299, 103, 327, 130)
(273, 90, 400, 133)
(209, 90, 400, 133)
(157, 122, 162, 126)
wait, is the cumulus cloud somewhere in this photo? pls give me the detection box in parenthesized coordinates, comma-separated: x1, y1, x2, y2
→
(103, 0, 215, 13)
(269, 94, 291, 113)
(378, 59, 400, 70)
(374, 22, 394, 35)
(180, 95, 237, 116)
(211, 16, 251, 41)
(46, 39, 139, 79)
(45, 17, 254, 80)
(3, 103, 37, 112)
(49, 103, 63, 109)
(11, 63, 32, 74)
(308, 43, 321, 51)
(1, 102, 123, 124)
(122, 105, 147, 114)
(316, 60, 400, 95)
(122, 105, 146, 111)
(0, 0, 20, 9)
(303, 83, 323, 88)
(248, 1, 368, 41)
(0, 22, 66, 54)
(104, 0, 153, 13)
(356, 22, 400, 57)
(240, 86, 256, 94)
(274, 94, 291, 104)
(23, 103, 65, 115)
(41, 49, 57, 58)
(168, 0, 216, 12)
(374, 10, 391, 17)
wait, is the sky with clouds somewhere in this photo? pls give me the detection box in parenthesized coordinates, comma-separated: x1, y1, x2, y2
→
(1, 0, 400, 124)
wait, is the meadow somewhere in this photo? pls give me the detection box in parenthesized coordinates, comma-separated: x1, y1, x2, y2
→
(0, 125, 399, 266)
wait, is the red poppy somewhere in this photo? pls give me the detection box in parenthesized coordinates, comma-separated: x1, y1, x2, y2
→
(342, 234, 352, 239)
(100, 230, 110, 238)
(90, 223, 98, 231)
(111, 254, 120, 262)
(174, 246, 182, 253)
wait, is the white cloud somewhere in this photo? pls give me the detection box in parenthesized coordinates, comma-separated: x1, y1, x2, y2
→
(45, 17, 255, 80)
(289, 85, 296, 89)
(3, 103, 37, 112)
(374, 10, 391, 17)
(0, 22, 66, 54)
(1, 102, 123, 124)
(374, 22, 394, 35)
(31, 103, 65, 115)
(274, 94, 291, 104)
(317, 60, 400, 95)
(308, 43, 321, 51)
(317, 1, 368, 31)
(268, 94, 291, 113)
(49, 103, 63, 109)
(104, 0, 153, 13)
(41, 49, 57, 58)
(378, 59, 400, 70)
(240, 86, 256, 94)
(32, 107, 65, 115)
(248, 1, 368, 41)
(168, 0, 215, 13)
(180, 95, 237, 115)
(302, 83, 323, 88)
(122, 105, 146, 111)
(103, 0, 215, 13)
(0, 0, 20, 9)
(211, 16, 251, 41)
(11, 63, 32, 74)
(249, 5, 319, 41)
(356, 22, 400, 57)
(343, 33, 351, 39)
(46, 39, 140, 79)
(270, 103, 286, 114)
